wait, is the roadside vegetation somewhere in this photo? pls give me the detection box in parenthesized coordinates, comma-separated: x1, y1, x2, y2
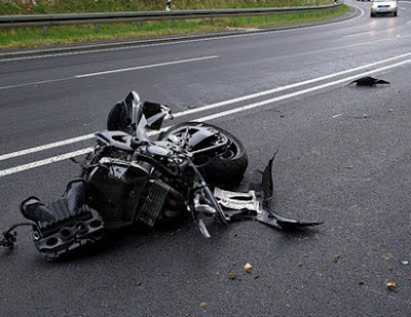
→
(0, 0, 348, 50)
(1, 0, 336, 14)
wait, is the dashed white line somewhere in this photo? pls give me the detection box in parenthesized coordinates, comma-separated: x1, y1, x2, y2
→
(343, 31, 373, 38)
(2, 57, 411, 177)
(76, 55, 219, 78)
(0, 77, 73, 90)
(0, 55, 218, 90)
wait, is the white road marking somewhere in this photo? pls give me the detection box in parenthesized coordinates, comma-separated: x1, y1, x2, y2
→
(3, 34, 405, 90)
(0, 77, 73, 91)
(343, 31, 373, 38)
(0, 5, 364, 63)
(407, 20, 411, 24)
(0, 148, 94, 178)
(189, 58, 411, 123)
(2, 51, 411, 163)
(1, 57, 411, 178)
(0, 56, 219, 90)
(0, 134, 94, 161)
(400, 7, 406, 10)
(76, 55, 219, 78)
(173, 51, 411, 118)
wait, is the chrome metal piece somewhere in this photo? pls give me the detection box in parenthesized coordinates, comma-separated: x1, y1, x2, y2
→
(214, 188, 260, 213)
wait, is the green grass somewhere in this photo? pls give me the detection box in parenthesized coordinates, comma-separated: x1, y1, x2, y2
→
(0, 5, 349, 50)
(0, 0, 335, 15)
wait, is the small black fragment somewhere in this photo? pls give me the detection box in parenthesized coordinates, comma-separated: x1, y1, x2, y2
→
(349, 77, 390, 87)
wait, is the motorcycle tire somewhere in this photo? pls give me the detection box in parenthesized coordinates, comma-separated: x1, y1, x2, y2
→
(159, 122, 248, 185)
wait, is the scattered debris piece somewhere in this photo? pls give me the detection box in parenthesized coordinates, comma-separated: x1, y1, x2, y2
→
(349, 77, 390, 87)
(332, 114, 343, 119)
(388, 109, 394, 112)
(362, 114, 369, 118)
(298, 261, 304, 267)
(228, 273, 237, 280)
(399, 260, 409, 265)
(383, 253, 395, 261)
(385, 280, 398, 291)
(199, 302, 209, 308)
(347, 165, 353, 169)
(332, 254, 341, 263)
(358, 280, 365, 285)
(244, 263, 253, 273)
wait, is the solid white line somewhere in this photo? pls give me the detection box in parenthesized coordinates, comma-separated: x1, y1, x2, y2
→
(191, 58, 411, 123)
(173, 51, 411, 118)
(1, 57, 411, 178)
(0, 148, 94, 178)
(0, 134, 94, 161)
(407, 20, 411, 24)
(2, 51, 411, 162)
(76, 55, 219, 78)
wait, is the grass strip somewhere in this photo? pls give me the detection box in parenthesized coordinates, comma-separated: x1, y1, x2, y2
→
(0, 0, 335, 14)
(0, 6, 349, 50)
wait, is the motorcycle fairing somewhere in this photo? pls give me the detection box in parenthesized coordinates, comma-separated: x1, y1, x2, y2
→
(214, 154, 323, 230)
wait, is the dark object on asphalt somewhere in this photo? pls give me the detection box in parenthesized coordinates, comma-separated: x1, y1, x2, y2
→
(1, 91, 322, 260)
(349, 76, 390, 87)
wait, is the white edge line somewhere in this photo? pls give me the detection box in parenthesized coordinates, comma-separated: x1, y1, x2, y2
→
(2, 51, 411, 162)
(1, 57, 411, 178)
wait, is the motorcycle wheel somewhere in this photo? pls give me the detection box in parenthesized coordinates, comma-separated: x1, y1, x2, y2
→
(159, 122, 248, 185)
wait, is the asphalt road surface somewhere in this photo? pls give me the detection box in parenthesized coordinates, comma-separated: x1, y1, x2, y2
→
(0, 1, 410, 316)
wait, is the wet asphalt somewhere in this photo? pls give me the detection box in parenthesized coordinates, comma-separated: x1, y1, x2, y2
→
(0, 1, 410, 316)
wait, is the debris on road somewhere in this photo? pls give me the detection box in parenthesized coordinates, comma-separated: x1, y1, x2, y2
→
(399, 260, 409, 265)
(348, 77, 390, 87)
(244, 263, 253, 273)
(199, 302, 209, 308)
(228, 273, 237, 280)
(385, 280, 398, 291)
(332, 254, 341, 263)
(383, 253, 395, 261)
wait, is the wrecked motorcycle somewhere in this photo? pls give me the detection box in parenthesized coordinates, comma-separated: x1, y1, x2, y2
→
(1, 91, 322, 260)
